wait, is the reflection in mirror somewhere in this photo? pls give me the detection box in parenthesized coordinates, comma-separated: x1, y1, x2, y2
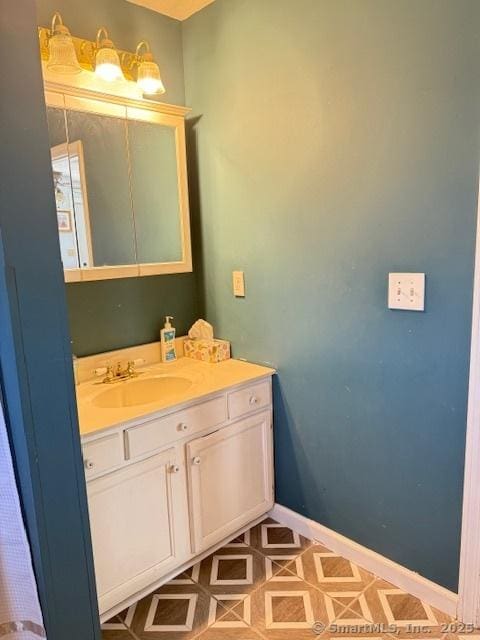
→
(51, 140, 93, 268)
(65, 110, 137, 266)
(46, 107, 80, 269)
(128, 120, 183, 263)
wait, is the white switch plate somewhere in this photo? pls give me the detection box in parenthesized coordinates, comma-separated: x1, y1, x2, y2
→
(233, 270, 245, 297)
(388, 273, 425, 311)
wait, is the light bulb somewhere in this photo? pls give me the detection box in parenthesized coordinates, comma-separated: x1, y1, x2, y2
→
(137, 60, 165, 95)
(95, 29, 124, 82)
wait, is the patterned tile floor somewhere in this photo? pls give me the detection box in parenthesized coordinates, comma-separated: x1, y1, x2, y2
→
(102, 518, 470, 640)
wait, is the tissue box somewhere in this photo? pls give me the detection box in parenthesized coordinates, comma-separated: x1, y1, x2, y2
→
(184, 338, 230, 363)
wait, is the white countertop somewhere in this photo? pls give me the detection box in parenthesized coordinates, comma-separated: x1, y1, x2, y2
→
(77, 357, 275, 437)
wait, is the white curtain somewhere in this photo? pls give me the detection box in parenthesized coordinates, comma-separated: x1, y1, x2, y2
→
(0, 399, 46, 639)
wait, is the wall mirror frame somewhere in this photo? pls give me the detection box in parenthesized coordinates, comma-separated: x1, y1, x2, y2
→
(44, 81, 192, 282)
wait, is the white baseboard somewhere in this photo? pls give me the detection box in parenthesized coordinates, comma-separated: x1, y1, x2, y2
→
(269, 503, 458, 619)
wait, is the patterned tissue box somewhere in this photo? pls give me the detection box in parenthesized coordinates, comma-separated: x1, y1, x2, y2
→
(184, 338, 231, 363)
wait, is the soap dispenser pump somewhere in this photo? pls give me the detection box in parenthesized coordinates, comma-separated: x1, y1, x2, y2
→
(160, 315, 177, 363)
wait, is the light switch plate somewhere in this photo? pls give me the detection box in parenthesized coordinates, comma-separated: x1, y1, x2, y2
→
(233, 271, 245, 297)
(388, 273, 425, 311)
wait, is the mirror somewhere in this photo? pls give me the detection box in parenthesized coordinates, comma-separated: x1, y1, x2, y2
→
(127, 119, 182, 264)
(64, 110, 135, 267)
(44, 89, 192, 281)
(47, 107, 82, 269)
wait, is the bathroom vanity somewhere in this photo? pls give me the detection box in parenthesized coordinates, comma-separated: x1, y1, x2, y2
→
(76, 348, 274, 620)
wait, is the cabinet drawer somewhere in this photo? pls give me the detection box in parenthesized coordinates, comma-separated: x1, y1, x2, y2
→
(228, 380, 271, 420)
(126, 396, 227, 460)
(82, 432, 124, 480)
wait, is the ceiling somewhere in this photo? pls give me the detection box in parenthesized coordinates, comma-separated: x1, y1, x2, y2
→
(126, 0, 215, 20)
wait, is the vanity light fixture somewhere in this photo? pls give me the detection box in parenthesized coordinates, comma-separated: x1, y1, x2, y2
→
(46, 12, 82, 74)
(134, 41, 165, 95)
(94, 27, 124, 82)
(39, 19, 167, 95)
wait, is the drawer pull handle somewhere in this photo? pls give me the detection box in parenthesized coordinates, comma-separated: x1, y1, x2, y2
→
(192, 456, 201, 466)
(249, 395, 258, 405)
(84, 459, 94, 470)
(170, 464, 180, 473)
(177, 423, 188, 432)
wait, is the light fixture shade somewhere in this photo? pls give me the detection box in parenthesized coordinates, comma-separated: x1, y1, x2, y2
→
(95, 46, 124, 82)
(47, 27, 82, 74)
(137, 60, 165, 95)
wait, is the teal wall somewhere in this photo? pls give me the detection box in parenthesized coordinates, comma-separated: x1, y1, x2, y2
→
(1, 1, 100, 635)
(36, 0, 198, 356)
(182, 0, 480, 591)
(66, 274, 198, 356)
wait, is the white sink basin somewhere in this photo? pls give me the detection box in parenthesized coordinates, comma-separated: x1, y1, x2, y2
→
(92, 375, 193, 409)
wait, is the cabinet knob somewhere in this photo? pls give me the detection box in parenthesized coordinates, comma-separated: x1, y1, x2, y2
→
(169, 464, 180, 473)
(192, 456, 201, 466)
(249, 395, 258, 405)
(177, 423, 188, 432)
(84, 459, 94, 470)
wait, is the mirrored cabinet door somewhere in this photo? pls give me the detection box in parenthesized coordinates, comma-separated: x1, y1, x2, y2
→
(127, 119, 183, 264)
(46, 107, 81, 270)
(44, 88, 192, 281)
(64, 109, 137, 267)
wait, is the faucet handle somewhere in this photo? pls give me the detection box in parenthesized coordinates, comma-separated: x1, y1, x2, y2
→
(126, 358, 145, 376)
(95, 365, 114, 383)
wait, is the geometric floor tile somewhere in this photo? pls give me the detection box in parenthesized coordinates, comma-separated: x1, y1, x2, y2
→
(377, 588, 438, 627)
(325, 592, 373, 624)
(265, 590, 315, 629)
(358, 579, 454, 638)
(249, 518, 312, 557)
(211, 554, 253, 585)
(315, 553, 362, 582)
(224, 530, 251, 548)
(145, 594, 198, 631)
(170, 564, 201, 584)
(265, 555, 305, 582)
(229, 579, 330, 640)
(126, 583, 230, 639)
(101, 607, 138, 639)
(102, 616, 129, 631)
(101, 616, 136, 640)
(286, 544, 376, 598)
(106, 520, 456, 640)
(208, 594, 251, 627)
(194, 544, 287, 601)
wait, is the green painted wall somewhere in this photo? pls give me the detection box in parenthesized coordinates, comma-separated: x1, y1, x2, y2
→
(66, 273, 198, 356)
(36, 0, 198, 356)
(182, 0, 480, 590)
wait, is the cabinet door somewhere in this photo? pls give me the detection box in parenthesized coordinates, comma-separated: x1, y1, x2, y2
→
(186, 411, 273, 553)
(87, 448, 189, 614)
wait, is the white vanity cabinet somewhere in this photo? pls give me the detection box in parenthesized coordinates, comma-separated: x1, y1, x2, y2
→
(81, 376, 274, 619)
(187, 411, 273, 553)
(87, 447, 189, 614)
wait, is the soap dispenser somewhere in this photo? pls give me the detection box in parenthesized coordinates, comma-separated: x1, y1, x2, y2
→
(160, 316, 177, 363)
